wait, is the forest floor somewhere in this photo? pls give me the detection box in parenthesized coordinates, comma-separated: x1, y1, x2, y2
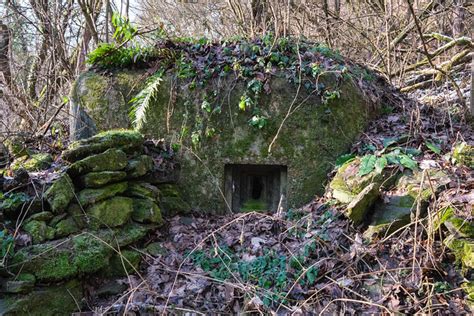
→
(90, 68, 473, 314)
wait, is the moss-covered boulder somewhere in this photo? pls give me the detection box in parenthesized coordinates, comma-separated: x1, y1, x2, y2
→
(63, 129, 144, 162)
(67, 148, 128, 177)
(452, 142, 474, 168)
(132, 198, 163, 224)
(0, 279, 83, 315)
(77, 181, 128, 206)
(80, 170, 127, 188)
(126, 155, 153, 178)
(10, 153, 52, 172)
(86, 196, 133, 228)
(44, 173, 75, 214)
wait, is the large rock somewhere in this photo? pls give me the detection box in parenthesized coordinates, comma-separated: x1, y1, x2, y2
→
(80, 170, 127, 188)
(44, 174, 75, 214)
(23, 220, 55, 244)
(77, 181, 128, 206)
(126, 182, 160, 200)
(345, 183, 379, 225)
(63, 129, 144, 162)
(67, 148, 128, 177)
(86, 196, 134, 228)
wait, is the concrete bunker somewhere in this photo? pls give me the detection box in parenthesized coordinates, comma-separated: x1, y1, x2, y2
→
(225, 164, 287, 212)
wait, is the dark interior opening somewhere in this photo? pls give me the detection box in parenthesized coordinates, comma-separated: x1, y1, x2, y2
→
(224, 164, 287, 213)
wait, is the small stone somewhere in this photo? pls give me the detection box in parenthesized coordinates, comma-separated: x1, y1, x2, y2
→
(10, 153, 52, 172)
(126, 155, 153, 178)
(44, 173, 75, 214)
(63, 129, 144, 162)
(23, 220, 55, 244)
(452, 142, 474, 168)
(106, 249, 141, 277)
(80, 171, 127, 188)
(67, 148, 128, 177)
(145, 242, 166, 256)
(132, 198, 163, 224)
(4, 274, 35, 294)
(28, 211, 54, 222)
(126, 182, 159, 200)
(77, 182, 128, 206)
(86, 196, 134, 228)
(55, 217, 80, 238)
(95, 280, 127, 297)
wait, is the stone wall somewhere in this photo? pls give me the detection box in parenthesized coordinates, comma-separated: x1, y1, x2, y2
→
(0, 130, 189, 315)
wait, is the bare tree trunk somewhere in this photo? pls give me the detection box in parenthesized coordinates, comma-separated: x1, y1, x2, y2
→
(0, 21, 11, 87)
(452, 0, 465, 38)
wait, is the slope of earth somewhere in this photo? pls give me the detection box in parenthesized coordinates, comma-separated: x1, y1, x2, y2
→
(89, 71, 473, 313)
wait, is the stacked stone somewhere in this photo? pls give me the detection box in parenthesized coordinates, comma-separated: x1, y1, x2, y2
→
(1, 130, 190, 315)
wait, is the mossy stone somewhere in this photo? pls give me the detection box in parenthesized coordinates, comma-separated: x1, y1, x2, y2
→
(132, 198, 163, 224)
(67, 203, 88, 229)
(0, 279, 83, 315)
(3, 274, 35, 294)
(158, 184, 191, 216)
(105, 249, 141, 277)
(145, 242, 167, 256)
(44, 173, 75, 214)
(329, 158, 386, 204)
(3, 137, 30, 159)
(81, 170, 127, 188)
(346, 183, 379, 225)
(77, 181, 128, 206)
(63, 129, 144, 162)
(445, 216, 474, 238)
(10, 153, 52, 172)
(23, 220, 55, 244)
(86, 196, 133, 228)
(126, 155, 153, 178)
(72, 234, 112, 274)
(452, 142, 474, 168)
(54, 217, 80, 238)
(67, 148, 128, 177)
(444, 235, 474, 270)
(126, 182, 159, 200)
(27, 211, 54, 222)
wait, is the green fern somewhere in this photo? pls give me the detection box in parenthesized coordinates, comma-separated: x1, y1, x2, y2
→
(129, 72, 164, 130)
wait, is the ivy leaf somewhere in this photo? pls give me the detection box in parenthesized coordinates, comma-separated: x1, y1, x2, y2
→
(400, 154, 417, 170)
(375, 156, 388, 173)
(383, 137, 398, 148)
(425, 141, 441, 154)
(358, 154, 376, 176)
(335, 153, 355, 168)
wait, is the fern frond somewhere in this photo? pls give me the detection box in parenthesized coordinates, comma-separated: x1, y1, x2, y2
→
(129, 72, 164, 130)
